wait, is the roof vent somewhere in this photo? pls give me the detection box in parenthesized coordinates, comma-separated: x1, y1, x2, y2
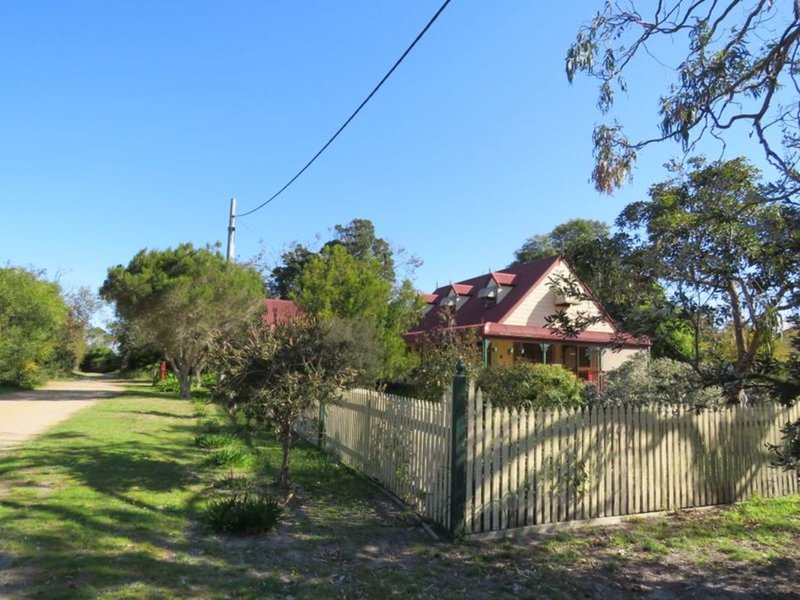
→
(554, 293, 581, 307)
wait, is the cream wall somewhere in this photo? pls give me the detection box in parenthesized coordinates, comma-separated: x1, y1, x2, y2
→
(503, 263, 614, 333)
(600, 347, 643, 371)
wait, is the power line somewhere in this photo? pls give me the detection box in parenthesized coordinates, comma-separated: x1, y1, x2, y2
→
(237, 0, 453, 218)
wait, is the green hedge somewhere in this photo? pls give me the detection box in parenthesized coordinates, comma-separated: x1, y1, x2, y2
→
(477, 363, 587, 410)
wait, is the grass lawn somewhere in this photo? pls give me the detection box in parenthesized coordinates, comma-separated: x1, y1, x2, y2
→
(0, 383, 798, 599)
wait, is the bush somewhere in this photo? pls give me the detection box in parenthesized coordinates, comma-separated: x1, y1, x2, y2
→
(194, 433, 238, 450)
(205, 492, 282, 535)
(154, 371, 218, 393)
(206, 445, 254, 468)
(595, 353, 726, 407)
(80, 347, 122, 373)
(478, 363, 587, 410)
(154, 372, 181, 393)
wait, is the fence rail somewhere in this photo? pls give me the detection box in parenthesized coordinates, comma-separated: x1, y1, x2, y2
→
(299, 386, 799, 536)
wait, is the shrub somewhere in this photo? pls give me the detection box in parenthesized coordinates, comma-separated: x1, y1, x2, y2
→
(194, 433, 238, 450)
(80, 347, 122, 373)
(154, 372, 181, 393)
(206, 445, 254, 468)
(405, 325, 482, 402)
(154, 371, 218, 393)
(205, 492, 282, 535)
(595, 353, 725, 407)
(478, 363, 587, 410)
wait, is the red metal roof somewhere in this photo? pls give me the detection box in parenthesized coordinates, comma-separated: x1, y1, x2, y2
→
(263, 298, 302, 326)
(420, 293, 438, 304)
(408, 256, 560, 335)
(451, 283, 475, 296)
(491, 272, 517, 286)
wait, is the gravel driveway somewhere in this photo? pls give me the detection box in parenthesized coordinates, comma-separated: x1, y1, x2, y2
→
(0, 378, 123, 451)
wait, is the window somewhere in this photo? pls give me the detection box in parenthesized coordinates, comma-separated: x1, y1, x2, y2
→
(578, 346, 592, 368)
(515, 343, 554, 364)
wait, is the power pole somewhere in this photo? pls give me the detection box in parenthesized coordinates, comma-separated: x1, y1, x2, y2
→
(226, 197, 236, 262)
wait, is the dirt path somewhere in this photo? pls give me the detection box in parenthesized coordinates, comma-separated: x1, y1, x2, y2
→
(0, 378, 123, 451)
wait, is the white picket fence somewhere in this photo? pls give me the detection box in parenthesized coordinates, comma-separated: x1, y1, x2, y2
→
(299, 386, 800, 535)
(301, 388, 453, 527)
(467, 389, 800, 534)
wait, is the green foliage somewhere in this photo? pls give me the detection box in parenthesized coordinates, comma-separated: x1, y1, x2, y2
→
(567, 1, 800, 194)
(204, 492, 282, 535)
(619, 157, 800, 401)
(510, 220, 683, 360)
(269, 219, 422, 385)
(154, 372, 181, 393)
(596, 353, 725, 408)
(294, 244, 392, 322)
(100, 243, 265, 398)
(213, 315, 362, 485)
(405, 315, 482, 402)
(206, 445, 254, 469)
(767, 418, 800, 474)
(194, 433, 238, 450)
(0, 267, 69, 388)
(80, 346, 122, 373)
(478, 363, 587, 410)
(321, 317, 382, 386)
(511, 219, 608, 265)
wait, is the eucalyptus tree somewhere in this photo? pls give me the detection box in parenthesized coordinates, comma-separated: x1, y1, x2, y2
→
(567, 1, 800, 196)
(619, 157, 800, 401)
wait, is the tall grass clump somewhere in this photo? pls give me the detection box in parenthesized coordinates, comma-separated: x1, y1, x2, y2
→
(205, 492, 282, 534)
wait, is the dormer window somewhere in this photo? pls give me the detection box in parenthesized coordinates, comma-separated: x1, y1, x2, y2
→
(439, 295, 458, 307)
(478, 285, 498, 307)
(478, 286, 498, 299)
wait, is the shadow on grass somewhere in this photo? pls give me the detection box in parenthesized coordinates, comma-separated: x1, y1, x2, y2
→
(2, 395, 795, 599)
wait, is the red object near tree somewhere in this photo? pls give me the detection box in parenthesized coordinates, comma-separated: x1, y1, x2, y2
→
(160, 361, 167, 381)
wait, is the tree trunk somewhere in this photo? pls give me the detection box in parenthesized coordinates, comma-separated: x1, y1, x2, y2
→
(726, 282, 751, 405)
(172, 361, 192, 399)
(727, 283, 750, 371)
(277, 434, 292, 487)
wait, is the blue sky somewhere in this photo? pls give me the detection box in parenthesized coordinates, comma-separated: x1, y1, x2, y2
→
(0, 1, 773, 314)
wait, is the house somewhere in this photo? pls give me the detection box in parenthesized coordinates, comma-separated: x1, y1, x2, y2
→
(263, 298, 302, 327)
(405, 256, 649, 385)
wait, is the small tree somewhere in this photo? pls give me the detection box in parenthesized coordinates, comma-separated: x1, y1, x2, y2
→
(405, 310, 483, 402)
(214, 316, 361, 486)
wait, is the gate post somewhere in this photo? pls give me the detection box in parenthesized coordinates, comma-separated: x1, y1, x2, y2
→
(450, 359, 468, 535)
